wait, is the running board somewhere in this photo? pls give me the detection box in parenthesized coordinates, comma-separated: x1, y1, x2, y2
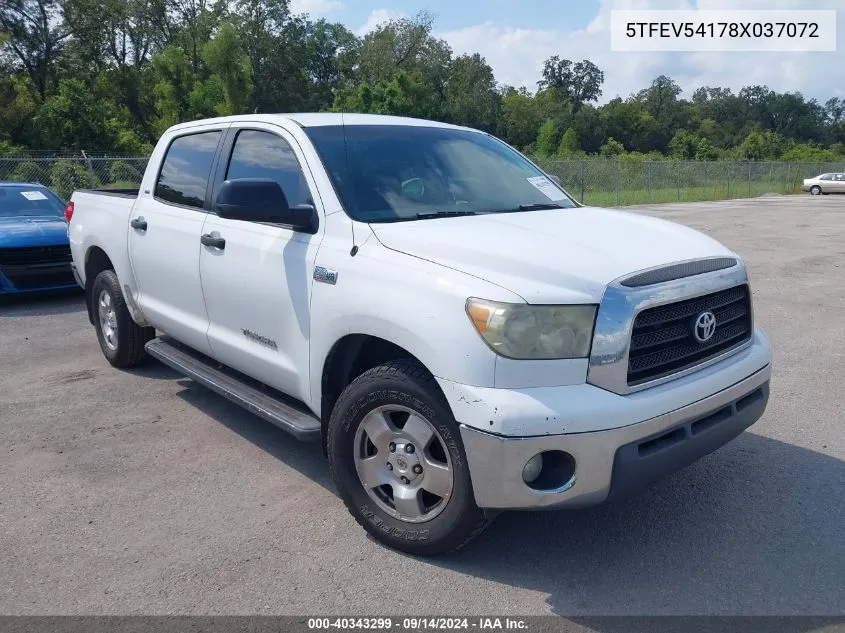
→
(145, 337, 321, 442)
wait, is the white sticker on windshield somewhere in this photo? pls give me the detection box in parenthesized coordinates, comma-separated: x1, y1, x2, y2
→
(527, 176, 566, 201)
(20, 190, 48, 201)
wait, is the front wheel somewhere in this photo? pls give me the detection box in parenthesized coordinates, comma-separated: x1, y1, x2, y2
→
(810, 185, 822, 195)
(327, 359, 489, 556)
(91, 270, 155, 367)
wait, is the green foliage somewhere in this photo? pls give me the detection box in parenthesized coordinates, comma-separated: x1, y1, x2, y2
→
(600, 137, 625, 157)
(736, 130, 785, 160)
(50, 161, 91, 198)
(498, 87, 542, 150)
(332, 70, 442, 120)
(202, 22, 253, 115)
(34, 79, 121, 150)
(444, 54, 500, 132)
(557, 128, 581, 157)
(536, 119, 560, 156)
(670, 129, 717, 160)
(0, 0, 842, 162)
(11, 161, 47, 184)
(107, 160, 144, 185)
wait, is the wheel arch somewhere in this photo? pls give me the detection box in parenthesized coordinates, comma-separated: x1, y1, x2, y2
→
(83, 246, 115, 325)
(319, 333, 448, 454)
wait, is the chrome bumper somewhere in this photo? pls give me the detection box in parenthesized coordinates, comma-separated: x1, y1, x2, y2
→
(460, 363, 771, 510)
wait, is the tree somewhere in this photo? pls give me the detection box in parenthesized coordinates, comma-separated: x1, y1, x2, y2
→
(302, 19, 358, 110)
(635, 75, 682, 121)
(737, 129, 785, 160)
(0, 73, 37, 145)
(536, 119, 560, 156)
(557, 127, 580, 156)
(537, 56, 603, 108)
(599, 137, 625, 157)
(202, 22, 252, 115)
(825, 98, 844, 125)
(34, 77, 120, 149)
(332, 69, 440, 120)
(497, 87, 541, 150)
(669, 129, 716, 160)
(0, 0, 69, 98)
(444, 53, 500, 131)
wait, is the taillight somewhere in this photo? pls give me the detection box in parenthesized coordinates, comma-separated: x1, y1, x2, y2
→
(64, 201, 74, 223)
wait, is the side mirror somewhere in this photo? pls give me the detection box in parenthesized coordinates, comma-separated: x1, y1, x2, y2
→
(215, 179, 317, 233)
(548, 174, 562, 186)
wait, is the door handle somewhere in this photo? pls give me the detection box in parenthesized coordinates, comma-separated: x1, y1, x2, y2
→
(130, 217, 147, 231)
(201, 233, 226, 250)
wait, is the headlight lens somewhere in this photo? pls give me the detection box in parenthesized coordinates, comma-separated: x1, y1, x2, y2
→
(466, 298, 597, 359)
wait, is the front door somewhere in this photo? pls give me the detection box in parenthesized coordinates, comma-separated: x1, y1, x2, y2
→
(199, 126, 323, 402)
(129, 128, 226, 355)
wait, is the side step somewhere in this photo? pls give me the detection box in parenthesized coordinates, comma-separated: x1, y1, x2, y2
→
(145, 337, 321, 442)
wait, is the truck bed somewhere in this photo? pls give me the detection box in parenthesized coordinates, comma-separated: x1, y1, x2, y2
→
(75, 188, 140, 198)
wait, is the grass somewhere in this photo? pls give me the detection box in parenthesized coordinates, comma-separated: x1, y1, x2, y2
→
(570, 181, 803, 207)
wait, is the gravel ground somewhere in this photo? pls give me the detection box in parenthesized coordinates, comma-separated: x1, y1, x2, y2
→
(1, 195, 843, 616)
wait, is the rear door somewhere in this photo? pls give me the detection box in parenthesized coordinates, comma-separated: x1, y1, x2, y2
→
(198, 124, 324, 402)
(128, 127, 227, 355)
(833, 174, 845, 192)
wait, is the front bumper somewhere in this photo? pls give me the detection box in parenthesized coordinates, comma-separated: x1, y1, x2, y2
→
(459, 363, 770, 510)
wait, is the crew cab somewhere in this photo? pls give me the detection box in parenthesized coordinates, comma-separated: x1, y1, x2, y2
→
(68, 114, 772, 555)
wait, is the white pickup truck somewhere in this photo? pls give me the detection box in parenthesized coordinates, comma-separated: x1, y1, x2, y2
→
(68, 113, 772, 555)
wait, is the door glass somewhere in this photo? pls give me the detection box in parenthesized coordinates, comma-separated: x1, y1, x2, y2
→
(155, 131, 222, 208)
(226, 130, 313, 207)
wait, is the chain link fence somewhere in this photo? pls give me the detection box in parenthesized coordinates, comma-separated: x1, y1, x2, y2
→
(1, 153, 843, 206)
(0, 154, 149, 200)
(535, 158, 845, 206)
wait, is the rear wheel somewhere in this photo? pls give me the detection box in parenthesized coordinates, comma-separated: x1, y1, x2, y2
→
(810, 185, 822, 195)
(327, 359, 489, 556)
(91, 270, 154, 367)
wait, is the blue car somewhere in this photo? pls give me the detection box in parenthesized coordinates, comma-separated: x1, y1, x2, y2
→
(0, 182, 78, 296)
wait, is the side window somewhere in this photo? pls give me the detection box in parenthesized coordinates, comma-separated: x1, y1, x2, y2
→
(836, 174, 845, 181)
(155, 131, 221, 209)
(820, 174, 833, 181)
(226, 130, 313, 207)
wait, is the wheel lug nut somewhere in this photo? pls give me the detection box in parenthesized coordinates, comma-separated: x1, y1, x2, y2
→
(400, 476, 409, 484)
(405, 444, 415, 454)
(388, 442, 396, 452)
(413, 465, 422, 474)
(386, 463, 393, 471)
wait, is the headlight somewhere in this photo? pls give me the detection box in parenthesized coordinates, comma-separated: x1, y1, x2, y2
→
(466, 298, 597, 360)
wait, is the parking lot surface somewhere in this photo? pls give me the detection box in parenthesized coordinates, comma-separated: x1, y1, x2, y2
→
(1, 195, 843, 616)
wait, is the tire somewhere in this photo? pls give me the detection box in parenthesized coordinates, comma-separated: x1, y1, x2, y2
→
(91, 270, 155, 368)
(810, 185, 822, 195)
(327, 359, 490, 556)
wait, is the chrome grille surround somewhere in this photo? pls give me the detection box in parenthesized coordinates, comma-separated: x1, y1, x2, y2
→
(587, 258, 753, 395)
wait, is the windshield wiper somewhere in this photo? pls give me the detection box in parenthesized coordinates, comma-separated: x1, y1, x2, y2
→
(415, 210, 478, 220)
(515, 203, 565, 211)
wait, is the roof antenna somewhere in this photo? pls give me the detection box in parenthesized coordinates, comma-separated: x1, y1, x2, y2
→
(341, 112, 359, 257)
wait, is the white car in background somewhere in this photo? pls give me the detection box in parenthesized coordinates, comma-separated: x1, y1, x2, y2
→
(802, 173, 845, 195)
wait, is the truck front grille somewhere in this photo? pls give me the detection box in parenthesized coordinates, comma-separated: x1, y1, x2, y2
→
(627, 284, 752, 386)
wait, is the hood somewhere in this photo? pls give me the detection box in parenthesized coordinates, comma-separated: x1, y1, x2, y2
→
(0, 215, 69, 249)
(370, 207, 735, 303)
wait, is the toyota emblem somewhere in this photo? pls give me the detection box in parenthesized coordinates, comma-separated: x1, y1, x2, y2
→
(693, 311, 717, 343)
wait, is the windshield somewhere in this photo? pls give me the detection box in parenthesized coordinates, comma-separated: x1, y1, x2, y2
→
(304, 125, 577, 223)
(0, 186, 65, 218)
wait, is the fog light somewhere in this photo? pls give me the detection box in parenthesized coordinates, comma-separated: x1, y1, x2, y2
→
(522, 453, 543, 483)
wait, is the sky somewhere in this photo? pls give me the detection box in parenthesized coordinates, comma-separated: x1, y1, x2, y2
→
(288, 0, 845, 104)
